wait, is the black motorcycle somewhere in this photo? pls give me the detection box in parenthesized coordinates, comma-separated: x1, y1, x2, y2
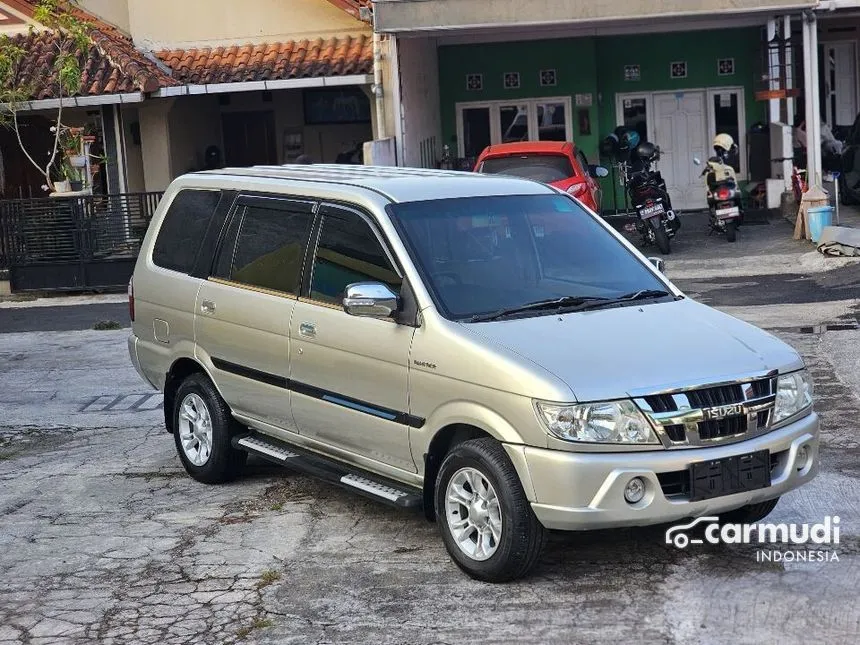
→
(626, 142, 680, 255)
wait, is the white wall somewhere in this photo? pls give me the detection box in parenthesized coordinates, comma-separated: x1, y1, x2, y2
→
(126, 0, 366, 49)
(396, 36, 442, 168)
(79, 0, 131, 32)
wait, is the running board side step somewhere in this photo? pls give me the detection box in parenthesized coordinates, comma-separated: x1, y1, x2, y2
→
(233, 432, 422, 509)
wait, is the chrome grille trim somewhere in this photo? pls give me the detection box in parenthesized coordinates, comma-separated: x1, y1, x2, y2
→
(635, 376, 778, 448)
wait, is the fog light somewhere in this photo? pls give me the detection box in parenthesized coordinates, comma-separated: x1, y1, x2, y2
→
(624, 477, 646, 504)
(797, 445, 810, 471)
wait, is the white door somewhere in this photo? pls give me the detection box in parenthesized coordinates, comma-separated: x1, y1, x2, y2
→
(653, 91, 708, 210)
(824, 42, 858, 128)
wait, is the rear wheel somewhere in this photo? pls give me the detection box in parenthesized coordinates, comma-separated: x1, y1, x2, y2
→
(173, 373, 247, 484)
(436, 438, 546, 582)
(651, 219, 671, 254)
(725, 220, 737, 243)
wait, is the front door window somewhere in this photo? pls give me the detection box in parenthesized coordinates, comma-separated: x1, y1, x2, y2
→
(500, 104, 529, 144)
(536, 102, 567, 141)
(461, 107, 492, 158)
(456, 98, 572, 157)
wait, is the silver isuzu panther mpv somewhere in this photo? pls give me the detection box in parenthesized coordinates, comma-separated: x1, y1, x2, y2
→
(128, 165, 818, 581)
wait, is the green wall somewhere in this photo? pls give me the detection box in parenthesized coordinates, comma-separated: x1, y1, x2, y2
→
(438, 37, 600, 157)
(438, 27, 766, 171)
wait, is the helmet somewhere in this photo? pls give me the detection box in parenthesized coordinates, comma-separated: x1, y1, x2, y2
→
(599, 133, 620, 158)
(632, 141, 658, 163)
(620, 129, 641, 150)
(713, 133, 735, 154)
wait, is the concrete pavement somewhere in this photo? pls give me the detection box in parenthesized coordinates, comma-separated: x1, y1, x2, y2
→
(0, 212, 859, 644)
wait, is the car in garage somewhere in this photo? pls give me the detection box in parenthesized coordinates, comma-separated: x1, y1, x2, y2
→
(473, 141, 605, 212)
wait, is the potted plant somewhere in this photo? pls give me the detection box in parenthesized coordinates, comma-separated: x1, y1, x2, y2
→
(62, 160, 84, 191)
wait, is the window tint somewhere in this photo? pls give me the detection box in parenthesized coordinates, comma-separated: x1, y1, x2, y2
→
(310, 209, 401, 305)
(388, 195, 666, 320)
(214, 205, 313, 295)
(479, 154, 574, 183)
(152, 189, 221, 273)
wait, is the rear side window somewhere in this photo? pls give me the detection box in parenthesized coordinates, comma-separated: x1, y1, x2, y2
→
(309, 208, 401, 305)
(152, 189, 221, 273)
(478, 154, 575, 183)
(214, 204, 313, 295)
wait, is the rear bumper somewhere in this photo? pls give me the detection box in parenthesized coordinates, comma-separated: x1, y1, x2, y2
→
(128, 334, 156, 389)
(524, 412, 819, 531)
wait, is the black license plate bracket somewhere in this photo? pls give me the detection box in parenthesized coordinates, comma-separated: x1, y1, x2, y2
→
(689, 450, 771, 502)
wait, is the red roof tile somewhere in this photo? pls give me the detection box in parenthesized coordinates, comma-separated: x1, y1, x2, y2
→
(2, 0, 176, 100)
(155, 35, 373, 85)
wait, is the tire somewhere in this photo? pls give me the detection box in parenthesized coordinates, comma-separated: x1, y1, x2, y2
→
(725, 220, 737, 243)
(651, 219, 671, 254)
(435, 438, 546, 583)
(172, 373, 247, 484)
(719, 497, 779, 524)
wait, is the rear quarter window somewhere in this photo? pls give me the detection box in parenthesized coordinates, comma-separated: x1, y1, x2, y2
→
(152, 189, 222, 273)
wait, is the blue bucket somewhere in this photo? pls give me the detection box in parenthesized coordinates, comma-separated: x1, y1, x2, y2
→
(808, 206, 833, 243)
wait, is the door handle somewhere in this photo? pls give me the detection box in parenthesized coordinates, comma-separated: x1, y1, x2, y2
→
(299, 322, 316, 338)
(200, 299, 216, 314)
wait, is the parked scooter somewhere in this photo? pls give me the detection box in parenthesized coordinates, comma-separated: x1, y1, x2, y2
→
(694, 134, 744, 243)
(626, 141, 679, 255)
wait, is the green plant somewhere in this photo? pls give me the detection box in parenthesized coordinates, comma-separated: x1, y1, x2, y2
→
(0, 1, 90, 192)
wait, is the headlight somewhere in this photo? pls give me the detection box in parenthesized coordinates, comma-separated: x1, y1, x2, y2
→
(535, 399, 659, 444)
(773, 369, 814, 423)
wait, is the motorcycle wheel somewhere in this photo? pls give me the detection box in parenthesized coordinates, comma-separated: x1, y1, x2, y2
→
(725, 220, 737, 243)
(651, 219, 671, 254)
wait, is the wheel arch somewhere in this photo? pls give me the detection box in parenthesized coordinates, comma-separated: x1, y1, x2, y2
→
(164, 357, 216, 434)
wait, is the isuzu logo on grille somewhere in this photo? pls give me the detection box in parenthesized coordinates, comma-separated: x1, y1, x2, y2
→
(703, 403, 744, 420)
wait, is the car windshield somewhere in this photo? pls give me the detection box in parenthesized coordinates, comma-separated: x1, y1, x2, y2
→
(478, 154, 574, 183)
(388, 194, 669, 321)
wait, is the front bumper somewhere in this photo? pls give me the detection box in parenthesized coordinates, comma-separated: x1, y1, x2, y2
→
(523, 411, 819, 531)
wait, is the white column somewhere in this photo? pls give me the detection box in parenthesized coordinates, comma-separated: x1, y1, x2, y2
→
(802, 13, 818, 188)
(784, 15, 795, 128)
(809, 13, 823, 187)
(767, 18, 782, 124)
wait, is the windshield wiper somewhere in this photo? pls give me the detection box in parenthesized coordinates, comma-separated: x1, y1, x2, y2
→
(562, 289, 675, 312)
(468, 295, 611, 323)
(467, 290, 674, 323)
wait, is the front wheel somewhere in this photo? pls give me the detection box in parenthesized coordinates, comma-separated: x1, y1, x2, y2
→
(725, 220, 737, 243)
(436, 438, 546, 582)
(651, 219, 671, 254)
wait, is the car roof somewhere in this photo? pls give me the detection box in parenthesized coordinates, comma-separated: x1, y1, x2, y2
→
(192, 164, 554, 203)
(480, 141, 574, 157)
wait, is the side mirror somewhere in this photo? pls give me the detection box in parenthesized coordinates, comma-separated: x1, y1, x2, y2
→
(647, 257, 666, 273)
(343, 282, 400, 318)
(693, 157, 702, 166)
(589, 164, 610, 178)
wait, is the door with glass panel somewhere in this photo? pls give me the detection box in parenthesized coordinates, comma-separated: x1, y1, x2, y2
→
(288, 204, 416, 472)
(195, 195, 315, 434)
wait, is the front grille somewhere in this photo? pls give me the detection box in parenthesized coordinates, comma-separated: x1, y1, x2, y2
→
(637, 376, 777, 448)
(698, 416, 748, 440)
(686, 384, 744, 408)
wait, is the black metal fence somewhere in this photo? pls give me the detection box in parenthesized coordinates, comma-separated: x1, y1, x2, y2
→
(0, 192, 162, 291)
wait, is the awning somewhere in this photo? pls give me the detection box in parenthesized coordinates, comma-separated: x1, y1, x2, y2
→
(373, 0, 818, 33)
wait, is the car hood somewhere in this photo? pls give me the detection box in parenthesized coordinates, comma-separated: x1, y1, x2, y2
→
(463, 298, 803, 402)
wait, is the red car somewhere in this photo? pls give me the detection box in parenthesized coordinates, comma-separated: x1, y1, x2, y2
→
(473, 141, 605, 212)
